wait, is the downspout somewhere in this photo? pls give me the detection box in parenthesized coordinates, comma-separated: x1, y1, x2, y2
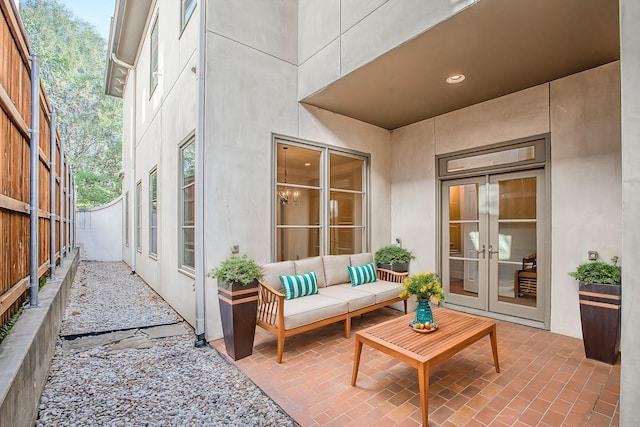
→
(193, 0, 207, 347)
(112, 53, 136, 274)
(49, 108, 56, 280)
(66, 166, 71, 256)
(28, 54, 40, 307)
(59, 139, 64, 265)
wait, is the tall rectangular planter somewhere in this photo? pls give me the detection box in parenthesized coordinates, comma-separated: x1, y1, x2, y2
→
(217, 280, 259, 361)
(578, 282, 621, 364)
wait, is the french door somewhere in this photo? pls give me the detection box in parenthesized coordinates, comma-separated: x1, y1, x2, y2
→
(441, 169, 545, 322)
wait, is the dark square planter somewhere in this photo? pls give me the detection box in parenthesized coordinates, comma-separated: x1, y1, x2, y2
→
(378, 262, 409, 273)
(218, 280, 259, 360)
(578, 282, 621, 364)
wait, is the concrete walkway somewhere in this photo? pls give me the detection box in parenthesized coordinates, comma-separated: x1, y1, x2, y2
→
(35, 261, 297, 426)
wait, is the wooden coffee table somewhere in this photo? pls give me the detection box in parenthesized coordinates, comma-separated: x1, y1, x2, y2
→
(351, 308, 500, 426)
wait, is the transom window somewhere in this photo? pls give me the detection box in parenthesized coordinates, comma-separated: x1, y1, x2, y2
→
(180, 139, 195, 271)
(274, 138, 368, 261)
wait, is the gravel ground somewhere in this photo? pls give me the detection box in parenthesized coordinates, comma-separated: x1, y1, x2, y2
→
(36, 261, 298, 427)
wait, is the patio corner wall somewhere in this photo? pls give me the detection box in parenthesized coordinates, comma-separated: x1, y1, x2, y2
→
(76, 196, 123, 261)
(0, 249, 79, 427)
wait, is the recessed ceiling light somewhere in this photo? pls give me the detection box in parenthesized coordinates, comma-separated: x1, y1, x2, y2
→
(304, 163, 311, 166)
(446, 74, 465, 84)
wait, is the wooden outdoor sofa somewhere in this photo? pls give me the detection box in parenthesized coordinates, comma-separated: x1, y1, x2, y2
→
(257, 253, 408, 363)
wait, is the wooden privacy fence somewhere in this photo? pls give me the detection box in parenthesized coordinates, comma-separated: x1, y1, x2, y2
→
(0, 0, 76, 326)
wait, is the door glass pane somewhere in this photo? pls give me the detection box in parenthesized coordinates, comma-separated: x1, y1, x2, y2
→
(330, 228, 362, 255)
(449, 223, 479, 258)
(329, 192, 362, 226)
(276, 228, 320, 261)
(498, 177, 536, 219)
(449, 184, 478, 220)
(276, 144, 320, 187)
(498, 262, 537, 307)
(276, 188, 320, 225)
(497, 222, 536, 262)
(330, 154, 363, 191)
(449, 259, 479, 296)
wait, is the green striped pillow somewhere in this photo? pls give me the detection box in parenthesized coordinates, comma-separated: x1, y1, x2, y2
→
(279, 272, 319, 300)
(348, 263, 378, 286)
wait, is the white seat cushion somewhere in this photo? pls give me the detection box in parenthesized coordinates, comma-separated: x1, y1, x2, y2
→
(318, 285, 376, 311)
(293, 256, 327, 287)
(283, 294, 348, 330)
(261, 261, 295, 290)
(322, 255, 351, 286)
(350, 253, 374, 266)
(353, 280, 403, 304)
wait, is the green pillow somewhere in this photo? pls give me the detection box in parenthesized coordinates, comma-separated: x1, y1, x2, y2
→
(348, 263, 377, 286)
(279, 272, 319, 300)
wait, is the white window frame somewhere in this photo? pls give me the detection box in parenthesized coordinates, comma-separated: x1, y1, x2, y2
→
(149, 167, 158, 258)
(179, 137, 195, 272)
(136, 180, 142, 252)
(272, 136, 370, 261)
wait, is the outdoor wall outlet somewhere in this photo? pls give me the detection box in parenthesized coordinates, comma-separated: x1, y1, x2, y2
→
(588, 250, 598, 261)
(231, 245, 239, 254)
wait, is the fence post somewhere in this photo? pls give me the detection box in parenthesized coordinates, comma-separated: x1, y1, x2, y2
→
(28, 54, 40, 307)
(66, 166, 71, 256)
(49, 108, 56, 280)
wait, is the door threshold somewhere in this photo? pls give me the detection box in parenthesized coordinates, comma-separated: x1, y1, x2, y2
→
(444, 303, 546, 330)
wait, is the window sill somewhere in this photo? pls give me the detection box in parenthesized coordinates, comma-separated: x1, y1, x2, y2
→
(178, 267, 195, 279)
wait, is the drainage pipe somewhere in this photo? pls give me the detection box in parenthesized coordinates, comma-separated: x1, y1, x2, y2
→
(28, 54, 40, 307)
(111, 53, 136, 274)
(193, 0, 207, 347)
(49, 108, 56, 280)
(66, 165, 71, 256)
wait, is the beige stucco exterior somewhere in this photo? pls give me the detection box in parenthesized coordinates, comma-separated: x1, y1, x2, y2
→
(109, 0, 639, 421)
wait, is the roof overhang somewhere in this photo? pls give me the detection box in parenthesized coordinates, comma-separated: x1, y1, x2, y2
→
(104, 0, 153, 97)
(302, 0, 620, 130)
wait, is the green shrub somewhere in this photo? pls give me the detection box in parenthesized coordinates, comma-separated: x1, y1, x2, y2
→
(374, 245, 415, 265)
(569, 261, 621, 285)
(208, 255, 262, 286)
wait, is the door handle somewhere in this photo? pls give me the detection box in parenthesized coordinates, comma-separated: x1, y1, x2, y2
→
(488, 244, 499, 259)
(475, 244, 486, 259)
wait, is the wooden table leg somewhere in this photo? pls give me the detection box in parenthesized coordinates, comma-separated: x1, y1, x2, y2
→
(489, 326, 500, 373)
(417, 362, 430, 427)
(351, 335, 363, 386)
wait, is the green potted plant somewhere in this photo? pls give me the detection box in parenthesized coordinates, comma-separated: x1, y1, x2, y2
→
(209, 255, 262, 360)
(569, 260, 621, 364)
(374, 245, 415, 273)
(399, 272, 445, 329)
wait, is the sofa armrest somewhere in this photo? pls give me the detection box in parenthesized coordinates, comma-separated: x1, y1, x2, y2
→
(257, 280, 285, 328)
(376, 268, 409, 283)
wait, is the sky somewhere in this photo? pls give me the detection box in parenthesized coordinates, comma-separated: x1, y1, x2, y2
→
(58, 0, 115, 40)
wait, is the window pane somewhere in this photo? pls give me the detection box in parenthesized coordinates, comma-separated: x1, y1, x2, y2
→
(183, 0, 196, 27)
(276, 144, 320, 187)
(150, 227, 157, 254)
(329, 228, 362, 255)
(276, 228, 320, 261)
(276, 187, 320, 225)
(330, 154, 363, 191)
(150, 18, 159, 91)
(329, 192, 362, 226)
(183, 184, 194, 226)
(449, 259, 479, 296)
(182, 143, 195, 186)
(449, 223, 479, 258)
(182, 228, 195, 268)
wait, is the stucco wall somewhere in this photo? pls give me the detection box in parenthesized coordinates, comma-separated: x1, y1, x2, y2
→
(390, 62, 621, 338)
(120, 0, 200, 327)
(298, 0, 475, 98)
(76, 197, 123, 261)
